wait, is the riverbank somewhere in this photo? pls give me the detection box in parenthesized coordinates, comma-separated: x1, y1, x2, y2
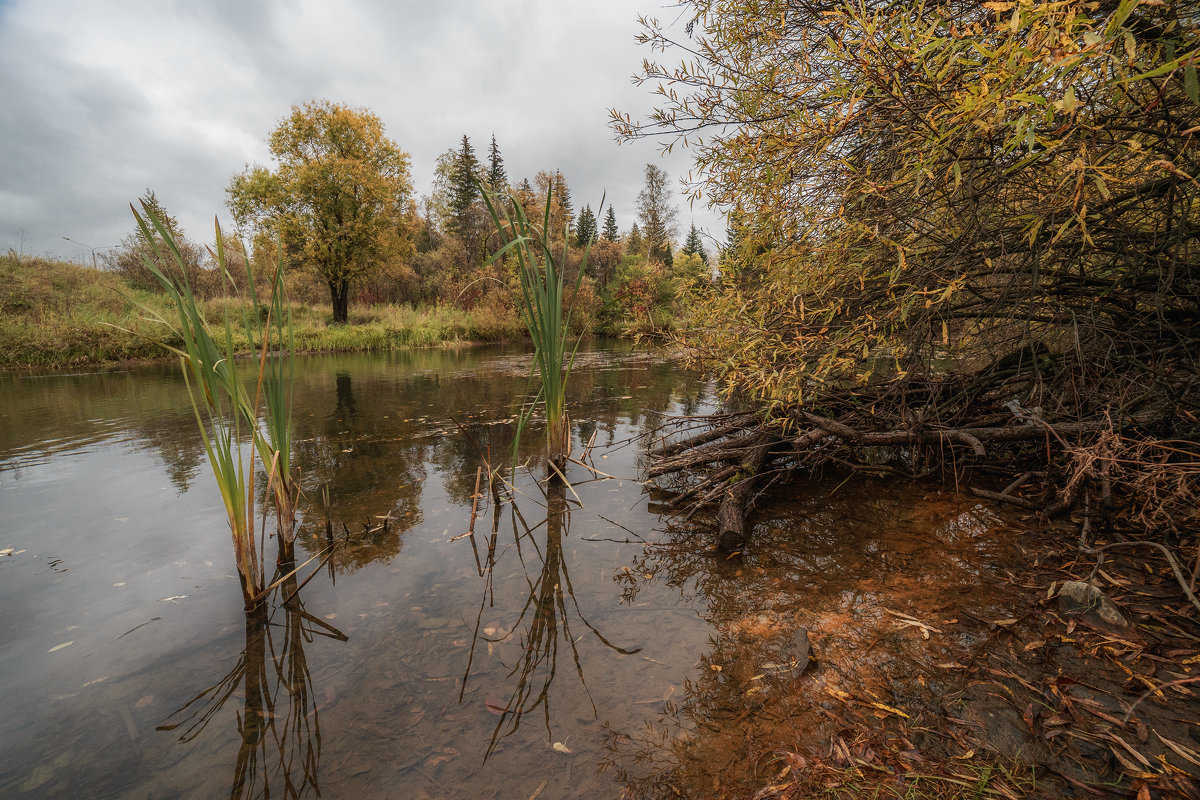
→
(624, 484, 1200, 800)
(1, 253, 526, 370)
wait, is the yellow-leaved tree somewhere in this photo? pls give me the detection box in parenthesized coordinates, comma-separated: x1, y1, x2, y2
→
(228, 100, 415, 323)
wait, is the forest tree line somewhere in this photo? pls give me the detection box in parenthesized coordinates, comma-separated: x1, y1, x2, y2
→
(108, 100, 713, 333)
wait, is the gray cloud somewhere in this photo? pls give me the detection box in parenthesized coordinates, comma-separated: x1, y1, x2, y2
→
(0, 0, 725, 262)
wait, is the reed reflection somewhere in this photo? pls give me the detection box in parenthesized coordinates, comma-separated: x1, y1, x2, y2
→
(462, 472, 642, 760)
(158, 570, 347, 799)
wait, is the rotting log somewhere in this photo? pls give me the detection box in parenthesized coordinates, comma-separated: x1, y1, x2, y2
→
(715, 432, 774, 553)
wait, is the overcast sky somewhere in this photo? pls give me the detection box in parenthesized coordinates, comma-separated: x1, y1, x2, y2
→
(0, 0, 723, 263)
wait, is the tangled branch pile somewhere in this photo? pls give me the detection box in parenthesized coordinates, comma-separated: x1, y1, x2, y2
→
(618, 0, 1200, 552)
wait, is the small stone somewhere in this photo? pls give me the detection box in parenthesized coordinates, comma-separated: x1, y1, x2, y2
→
(1057, 581, 1133, 634)
(782, 627, 811, 673)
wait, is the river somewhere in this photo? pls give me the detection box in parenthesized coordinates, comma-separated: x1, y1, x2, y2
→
(0, 342, 1021, 798)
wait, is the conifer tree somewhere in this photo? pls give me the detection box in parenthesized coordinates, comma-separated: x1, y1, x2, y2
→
(448, 134, 480, 240)
(574, 204, 597, 248)
(487, 133, 506, 195)
(627, 222, 645, 256)
(682, 222, 708, 265)
(551, 171, 573, 229)
(602, 206, 619, 241)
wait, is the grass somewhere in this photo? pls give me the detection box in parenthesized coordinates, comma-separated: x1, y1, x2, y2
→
(0, 253, 525, 370)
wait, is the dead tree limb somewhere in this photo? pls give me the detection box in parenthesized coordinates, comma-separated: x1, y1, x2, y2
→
(716, 432, 774, 553)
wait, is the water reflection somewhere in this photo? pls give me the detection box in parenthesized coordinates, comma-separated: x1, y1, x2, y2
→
(159, 571, 347, 799)
(464, 473, 643, 760)
(0, 343, 730, 799)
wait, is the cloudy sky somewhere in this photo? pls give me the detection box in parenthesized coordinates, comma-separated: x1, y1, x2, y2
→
(0, 0, 723, 263)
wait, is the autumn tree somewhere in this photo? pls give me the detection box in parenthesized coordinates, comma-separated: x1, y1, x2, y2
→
(108, 188, 206, 293)
(552, 171, 573, 229)
(227, 100, 413, 323)
(534, 170, 574, 236)
(635, 163, 677, 263)
(602, 206, 619, 241)
(626, 222, 645, 256)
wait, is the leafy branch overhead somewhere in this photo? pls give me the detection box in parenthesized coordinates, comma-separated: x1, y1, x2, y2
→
(614, 0, 1200, 416)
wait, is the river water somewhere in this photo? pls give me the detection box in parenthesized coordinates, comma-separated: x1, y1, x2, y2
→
(0, 343, 1021, 798)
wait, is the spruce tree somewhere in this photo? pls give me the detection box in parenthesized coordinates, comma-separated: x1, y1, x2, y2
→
(602, 206, 619, 240)
(574, 204, 597, 248)
(627, 222, 645, 255)
(487, 134, 506, 195)
(448, 134, 481, 240)
(552, 171, 573, 228)
(682, 222, 708, 265)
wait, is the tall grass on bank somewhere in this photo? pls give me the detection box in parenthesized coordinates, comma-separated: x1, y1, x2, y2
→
(482, 184, 597, 472)
(0, 255, 524, 370)
(129, 205, 295, 607)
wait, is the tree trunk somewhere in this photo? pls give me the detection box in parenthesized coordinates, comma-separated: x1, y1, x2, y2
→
(329, 280, 350, 324)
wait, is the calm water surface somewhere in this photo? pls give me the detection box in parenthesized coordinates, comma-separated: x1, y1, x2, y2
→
(0, 343, 1019, 798)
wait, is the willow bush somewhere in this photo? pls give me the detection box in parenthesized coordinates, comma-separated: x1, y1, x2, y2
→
(616, 0, 1200, 429)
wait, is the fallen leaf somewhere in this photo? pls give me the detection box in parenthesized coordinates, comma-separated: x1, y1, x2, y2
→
(48, 641, 74, 653)
(870, 701, 911, 719)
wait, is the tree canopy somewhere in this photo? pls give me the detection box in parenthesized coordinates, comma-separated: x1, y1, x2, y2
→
(448, 134, 482, 241)
(615, 0, 1200, 426)
(487, 134, 507, 195)
(227, 100, 413, 323)
(574, 204, 598, 248)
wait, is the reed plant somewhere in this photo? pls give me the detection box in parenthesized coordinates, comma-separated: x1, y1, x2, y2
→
(481, 184, 597, 472)
(128, 203, 295, 606)
(235, 234, 298, 559)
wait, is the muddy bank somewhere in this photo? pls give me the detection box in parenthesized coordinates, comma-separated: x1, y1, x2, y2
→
(608, 480, 1200, 800)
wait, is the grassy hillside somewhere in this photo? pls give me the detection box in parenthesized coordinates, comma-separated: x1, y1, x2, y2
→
(0, 254, 524, 369)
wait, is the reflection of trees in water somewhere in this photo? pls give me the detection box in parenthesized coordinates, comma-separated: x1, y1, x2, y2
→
(462, 476, 642, 760)
(291, 370, 427, 572)
(158, 572, 347, 799)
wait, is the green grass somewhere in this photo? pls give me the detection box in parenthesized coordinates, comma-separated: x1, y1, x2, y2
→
(0, 253, 525, 370)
